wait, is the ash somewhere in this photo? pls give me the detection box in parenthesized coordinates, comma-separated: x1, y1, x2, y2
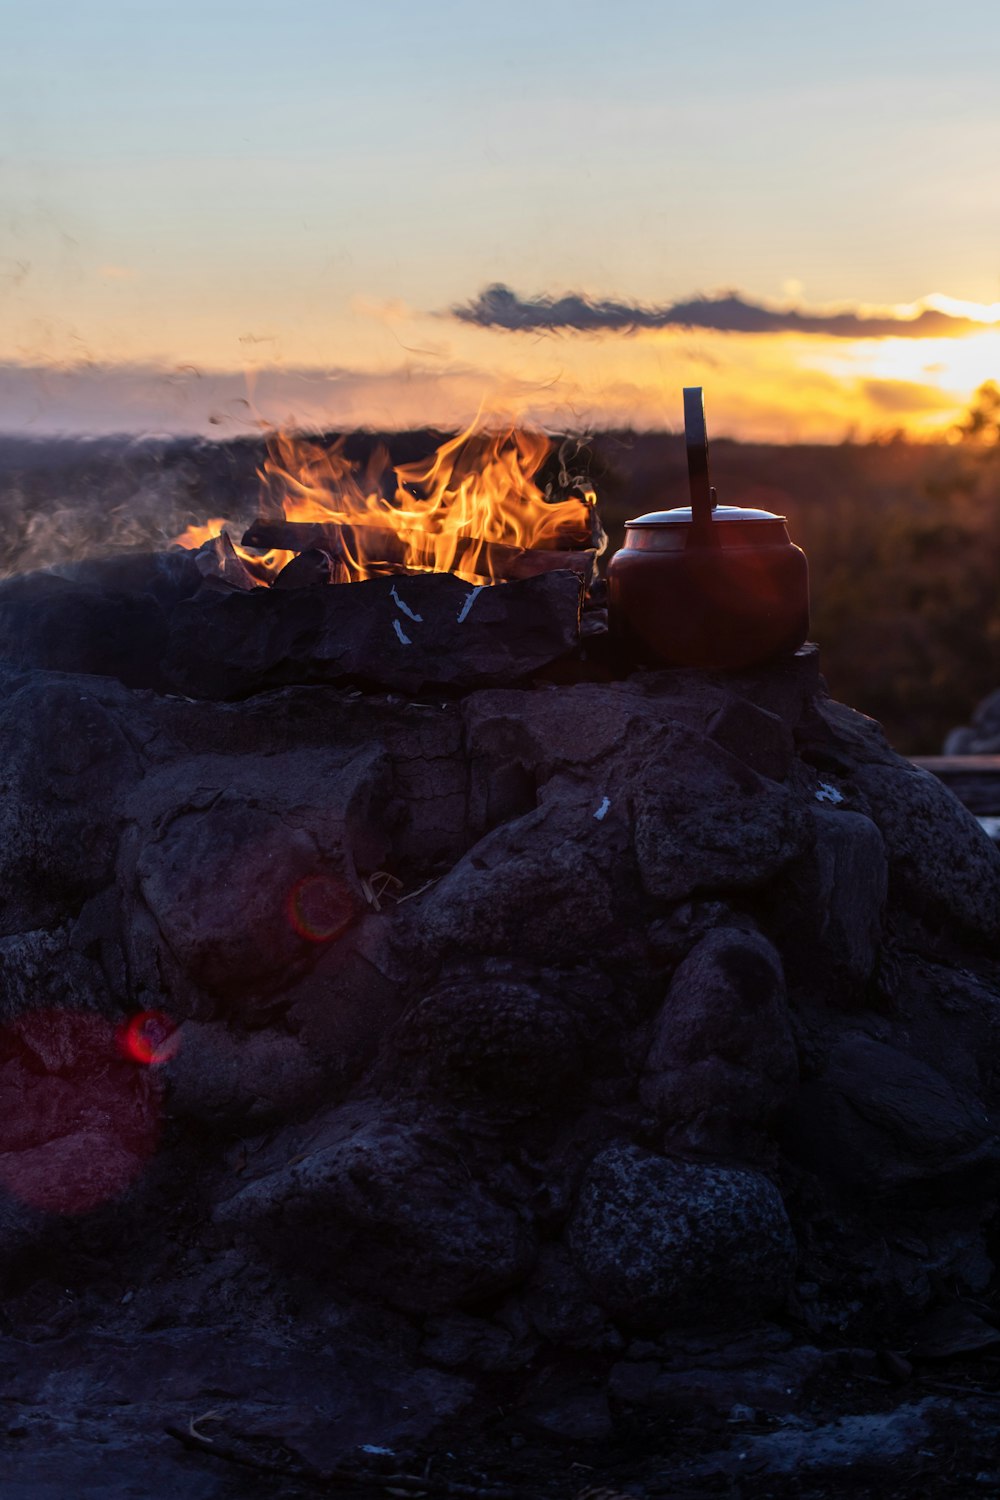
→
(1, 561, 1000, 1497)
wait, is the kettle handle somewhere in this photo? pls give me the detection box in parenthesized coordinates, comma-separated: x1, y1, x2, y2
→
(683, 387, 719, 546)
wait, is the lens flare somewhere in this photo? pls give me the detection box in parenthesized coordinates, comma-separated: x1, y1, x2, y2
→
(287, 873, 353, 943)
(0, 1009, 163, 1215)
(118, 1010, 181, 1066)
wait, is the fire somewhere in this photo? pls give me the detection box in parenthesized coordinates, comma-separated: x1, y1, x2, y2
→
(172, 417, 597, 587)
(170, 516, 295, 585)
(261, 417, 594, 585)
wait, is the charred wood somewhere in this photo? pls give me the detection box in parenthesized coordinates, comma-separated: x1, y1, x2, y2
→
(240, 519, 597, 586)
(163, 569, 583, 699)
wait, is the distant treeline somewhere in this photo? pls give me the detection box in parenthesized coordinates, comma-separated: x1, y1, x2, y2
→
(2, 405, 999, 754)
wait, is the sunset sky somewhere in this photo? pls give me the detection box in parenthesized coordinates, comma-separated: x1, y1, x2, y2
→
(2, 0, 1000, 440)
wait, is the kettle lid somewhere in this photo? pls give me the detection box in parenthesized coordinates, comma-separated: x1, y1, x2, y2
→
(626, 505, 787, 525)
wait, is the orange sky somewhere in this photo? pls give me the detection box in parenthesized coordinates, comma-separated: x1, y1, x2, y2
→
(3, 1, 999, 441)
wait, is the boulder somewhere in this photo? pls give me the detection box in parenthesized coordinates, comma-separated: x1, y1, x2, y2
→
(782, 1033, 1000, 1196)
(630, 740, 812, 902)
(216, 1103, 537, 1314)
(569, 1145, 796, 1329)
(640, 927, 798, 1156)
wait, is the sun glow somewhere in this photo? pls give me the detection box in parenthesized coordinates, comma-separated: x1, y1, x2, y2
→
(804, 328, 1000, 422)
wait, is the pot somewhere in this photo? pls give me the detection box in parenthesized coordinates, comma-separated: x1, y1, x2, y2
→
(607, 389, 809, 670)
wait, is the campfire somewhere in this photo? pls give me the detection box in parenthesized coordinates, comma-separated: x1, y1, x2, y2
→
(172, 419, 606, 594)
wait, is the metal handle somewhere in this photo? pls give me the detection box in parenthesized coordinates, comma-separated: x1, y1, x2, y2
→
(683, 387, 718, 544)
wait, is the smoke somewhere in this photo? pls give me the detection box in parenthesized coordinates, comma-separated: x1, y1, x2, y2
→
(452, 283, 985, 340)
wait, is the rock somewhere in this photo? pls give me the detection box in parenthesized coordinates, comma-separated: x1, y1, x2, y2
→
(391, 971, 586, 1108)
(408, 786, 632, 964)
(712, 1399, 943, 1478)
(515, 1367, 613, 1443)
(420, 1312, 528, 1372)
(569, 1145, 796, 1329)
(0, 572, 170, 688)
(783, 1033, 1000, 1196)
(630, 738, 812, 902)
(640, 928, 798, 1157)
(285, 914, 408, 1088)
(163, 569, 584, 699)
(850, 761, 1000, 943)
(945, 686, 1000, 754)
(216, 1103, 537, 1314)
(132, 747, 389, 1004)
(162, 1021, 323, 1127)
(0, 1009, 162, 1217)
(0, 676, 140, 933)
(779, 808, 888, 999)
(707, 696, 795, 781)
(520, 1243, 615, 1351)
(609, 1344, 822, 1416)
(0, 928, 109, 1022)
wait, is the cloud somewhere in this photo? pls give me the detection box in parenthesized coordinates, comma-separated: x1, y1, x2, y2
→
(452, 283, 987, 340)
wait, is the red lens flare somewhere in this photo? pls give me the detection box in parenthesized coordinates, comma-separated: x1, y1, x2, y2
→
(287, 873, 353, 943)
(118, 1010, 181, 1067)
(0, 1009, 163, 1216)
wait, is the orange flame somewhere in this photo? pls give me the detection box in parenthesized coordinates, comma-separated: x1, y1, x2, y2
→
(170, 518, 294, 585)
(261, 417, 593, 584)
(172, 418, 595, 586)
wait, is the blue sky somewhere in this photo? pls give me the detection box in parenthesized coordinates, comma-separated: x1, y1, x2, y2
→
(2, 0, 1000, 435)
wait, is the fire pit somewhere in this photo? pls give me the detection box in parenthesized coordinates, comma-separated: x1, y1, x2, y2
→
(1, 424, 1000, 1495)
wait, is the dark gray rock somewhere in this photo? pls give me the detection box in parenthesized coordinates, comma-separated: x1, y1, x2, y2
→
(609, 1343, 822, 1415)
(131, 747, 389, 1004)
(408, 784, 633, 964)
(945, 685, 1000, 754)
(569, 1145, 796, 1329)
(0, 572, 170, 688)
(783, 1032, 1000, 1196)
(216, 1102, 537, 1313)
(284, 914, 408, 1087)
(520, 1242, 615, 1351)
(852, 760, 1000, 942)
(163, 1021, 324, 1127)
(391, 971, 586, 1108)
(779, 808, 888, 1000)
(640, 927, 798, 1157)
(163, 569, 583, 699)
(0, 676, 140, 933)
(631, 741, 813, 902)
(708, 695, 795, 781)
(0, 927, 110, 1021)
(420, 1312, 529, 1371)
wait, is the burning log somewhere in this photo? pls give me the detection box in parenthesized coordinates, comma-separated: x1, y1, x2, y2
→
(195, 532, 259, 592)
(163, 568, 584, 700)
(240, 520, 597, 587)
(271, 547, 347, 589)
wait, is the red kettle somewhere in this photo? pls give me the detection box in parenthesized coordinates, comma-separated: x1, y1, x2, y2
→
(606, 389, 809, 671)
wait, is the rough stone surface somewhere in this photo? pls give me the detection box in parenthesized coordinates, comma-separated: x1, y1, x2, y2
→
(0, 609, 996, 1493)
(778, 807, 888, 1000)
(631, 739, 813, 902)
(851, 759, 1000, 942)
(569, 1145, 797, 1328)
(640, 927, 798, 1157)
(216, 1102, 537, 1313)
(783, 1032, 1000, 1195)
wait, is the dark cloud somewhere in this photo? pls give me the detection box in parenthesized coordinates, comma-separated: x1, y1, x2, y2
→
(453, 283, 983, 339)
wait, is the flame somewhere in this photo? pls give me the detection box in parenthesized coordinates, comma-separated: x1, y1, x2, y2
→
(172, 517, 232, 550)
(261, 416, 593, 584)
(170, 517, 295, 585)
(171, 417, 595, 586)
